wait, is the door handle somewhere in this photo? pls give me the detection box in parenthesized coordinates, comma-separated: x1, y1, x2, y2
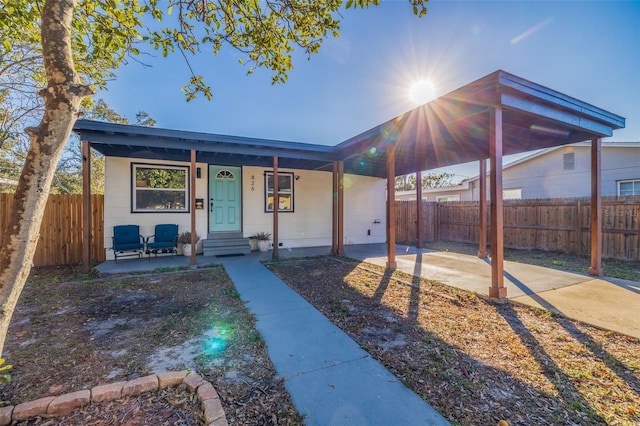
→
(210, 199, 214, 212)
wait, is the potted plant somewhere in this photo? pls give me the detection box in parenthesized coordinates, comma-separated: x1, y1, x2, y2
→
(178, 231, 200, 256)
(248, 236, 258, 252)
(252, 232, 271, 252)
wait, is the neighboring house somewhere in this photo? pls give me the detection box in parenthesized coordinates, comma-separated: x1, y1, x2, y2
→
(469, 142, 640, 200)
(396, 183, 470, 202)
(396, 142, 640, 201)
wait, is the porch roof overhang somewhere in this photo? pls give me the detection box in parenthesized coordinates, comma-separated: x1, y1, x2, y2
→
(336, 70, 625, 178)
(73, 119, 338, 172)
(74, 70, 625, 177)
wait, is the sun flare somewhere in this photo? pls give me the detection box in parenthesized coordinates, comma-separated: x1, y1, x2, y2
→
(408, 79, 437, 106)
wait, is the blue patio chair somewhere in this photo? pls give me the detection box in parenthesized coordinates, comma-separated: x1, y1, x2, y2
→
(145, 224, 179, 259)
(112, 225, 144, 262)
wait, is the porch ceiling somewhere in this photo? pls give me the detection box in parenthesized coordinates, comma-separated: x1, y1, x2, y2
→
(74, 70, 625, 178)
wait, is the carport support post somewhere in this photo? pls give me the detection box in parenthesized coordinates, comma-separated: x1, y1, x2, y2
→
(416, 170, 424, 249)
(190, 149, 197, 266)
(588, 138, 603, 276)
(272, 156, 279, 259)
(81, 140, 92, 273)
(386, 143, 397, 269)
(337, 160, 345, 255)
(331, 161, 338, 255)
(489, 107, 506, 298)
(477, 159, 488, 258)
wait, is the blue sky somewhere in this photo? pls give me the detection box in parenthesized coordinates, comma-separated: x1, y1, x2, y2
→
(98, 0, 640, 179)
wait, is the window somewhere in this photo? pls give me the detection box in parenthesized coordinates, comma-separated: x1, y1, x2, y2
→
(618, 179, 640, 196)
(563, 152, 575, 170)
(503, 188, 522, 200)
(132, 164, 189, 212)
(436, 195, 460, 202)
(265, 171, 294, 212)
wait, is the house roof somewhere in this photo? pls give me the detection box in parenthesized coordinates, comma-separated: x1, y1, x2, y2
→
(462, 140, 640, 183)
(74, 70, 625, 178)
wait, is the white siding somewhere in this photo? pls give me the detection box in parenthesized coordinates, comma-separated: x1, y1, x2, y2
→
(106, 160, 386, 259)
(242, 167, 386, 248)
(103, 157, 209, 260)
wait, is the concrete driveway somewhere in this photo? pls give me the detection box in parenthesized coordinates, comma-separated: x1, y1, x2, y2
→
(345, 244, 640, 339)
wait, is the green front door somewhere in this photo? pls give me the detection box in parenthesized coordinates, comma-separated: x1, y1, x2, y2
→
(209, 166, 241, 232)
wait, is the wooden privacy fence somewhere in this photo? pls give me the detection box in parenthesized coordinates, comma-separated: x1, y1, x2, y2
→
(396, 197, 640, 261)
(0, 193, 105, 267)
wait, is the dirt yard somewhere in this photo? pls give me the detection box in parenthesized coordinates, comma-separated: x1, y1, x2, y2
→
(1, 266, 303, 425)
(269, 257, 640, 425)
(2, 248, 638, 425)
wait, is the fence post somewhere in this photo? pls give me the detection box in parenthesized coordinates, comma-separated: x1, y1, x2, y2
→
(575, 199, 583, 255)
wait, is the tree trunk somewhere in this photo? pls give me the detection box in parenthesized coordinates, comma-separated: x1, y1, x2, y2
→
(0, 0, 92, 357)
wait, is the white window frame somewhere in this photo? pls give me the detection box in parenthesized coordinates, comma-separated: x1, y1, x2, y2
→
(436, 195, 460, 202)
(131, 163, 189, 213)
(265, 171, 294, 212)
(503, 188, 522, 200)
(563, 152, 575, 170)
(617, 179, 640, 196)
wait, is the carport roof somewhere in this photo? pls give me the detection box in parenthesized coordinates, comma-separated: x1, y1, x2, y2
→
(74, 70, 625, 178)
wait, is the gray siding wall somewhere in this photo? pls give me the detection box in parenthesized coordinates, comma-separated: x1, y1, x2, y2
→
(470, 146, 639, 200)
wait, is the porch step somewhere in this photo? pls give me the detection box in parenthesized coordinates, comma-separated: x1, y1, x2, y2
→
(203, 233, 251, 257)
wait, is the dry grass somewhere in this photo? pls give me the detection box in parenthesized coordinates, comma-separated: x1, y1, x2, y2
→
(269, 257, 640, 426)
(1, 266, 304, 425)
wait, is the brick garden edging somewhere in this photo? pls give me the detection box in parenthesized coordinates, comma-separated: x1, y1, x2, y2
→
(0, 371, 227, 426)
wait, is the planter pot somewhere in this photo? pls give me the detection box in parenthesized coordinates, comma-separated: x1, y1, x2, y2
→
(257, 240, 269, 252)
(177, 244, 184, 256)
(183, 244, 192, 256)
(196, 239, 204, 255)
(249, 238, 258, 251)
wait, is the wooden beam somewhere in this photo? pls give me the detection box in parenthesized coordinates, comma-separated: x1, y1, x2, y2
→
(331, 161, 338, 255)
(477, 159, 488, 258)
(386, 144, 397, 269)
(81, 140, 92, 273)
(416, 170, 423, 249)
(272, 156, 279, 259)
(337, 160, 345, 255)
(190, 149, 197, 266)
(588, 138, 603, 276)
(489, 107, 506, 298)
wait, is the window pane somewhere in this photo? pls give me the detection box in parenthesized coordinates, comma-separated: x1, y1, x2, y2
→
(136, 190, 187, 211)
(266, 194, 293, 211)
(563, 153, 575, 170)
(265, 172, 294, 212)
(136, 167, 186, 189)
(278, 175, 292, 192)
(619, 182, 634, 196)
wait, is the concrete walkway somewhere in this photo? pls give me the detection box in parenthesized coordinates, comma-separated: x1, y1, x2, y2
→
(219, 256, 449, 425)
